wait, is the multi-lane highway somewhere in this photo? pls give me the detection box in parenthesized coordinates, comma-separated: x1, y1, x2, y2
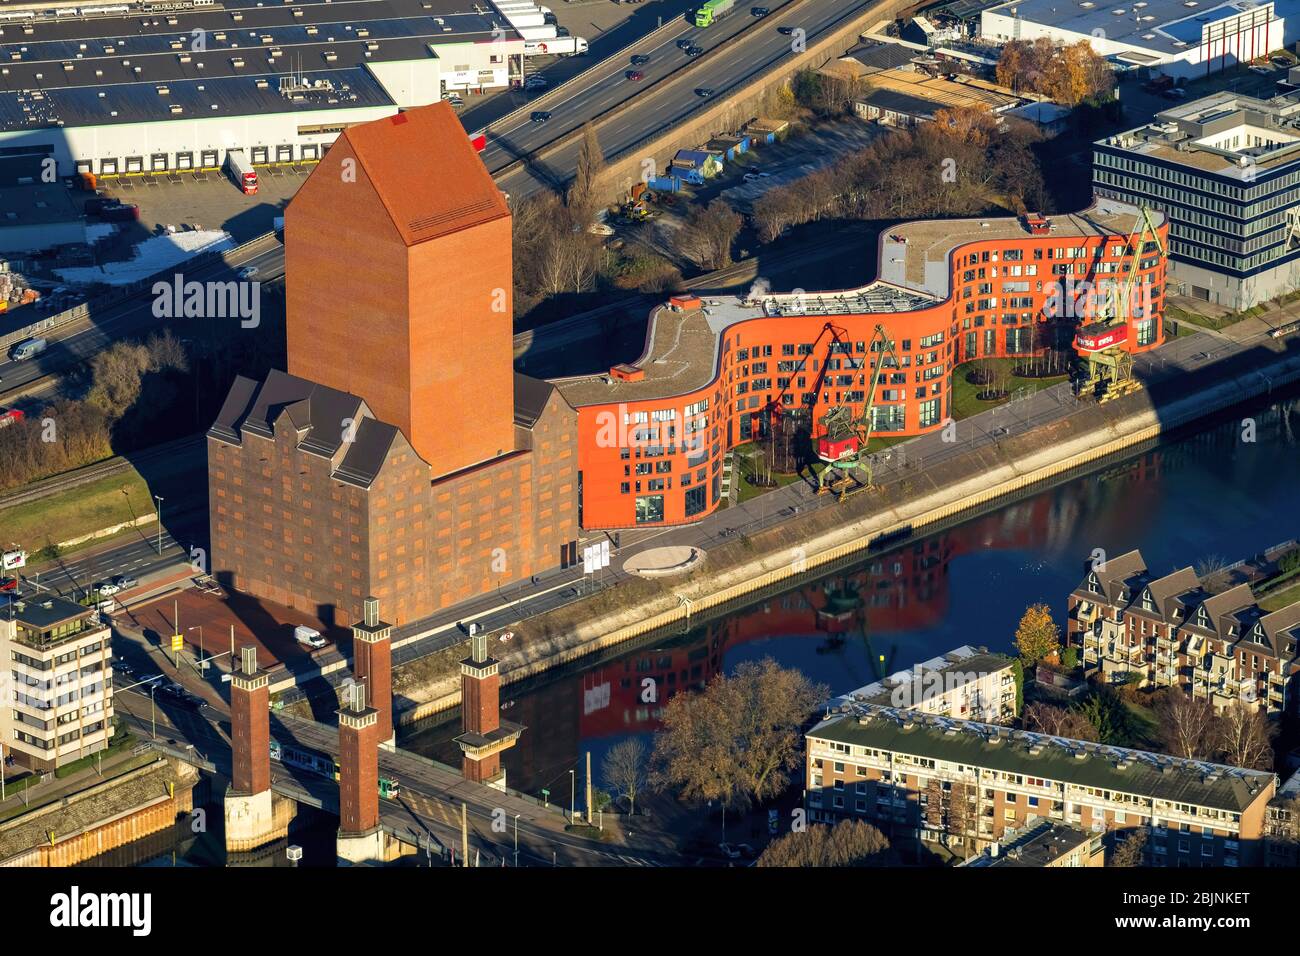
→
(490, 0, 888, 196)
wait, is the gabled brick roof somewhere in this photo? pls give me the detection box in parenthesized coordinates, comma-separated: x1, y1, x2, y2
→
(339, 103, 509, 246)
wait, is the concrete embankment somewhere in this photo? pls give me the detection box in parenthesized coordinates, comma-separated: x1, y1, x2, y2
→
(394, 336, 1300, 726)
(0, 757, 199, 867)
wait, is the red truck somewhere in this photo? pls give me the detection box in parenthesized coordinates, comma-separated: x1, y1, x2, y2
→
(225, 149, 259, 195)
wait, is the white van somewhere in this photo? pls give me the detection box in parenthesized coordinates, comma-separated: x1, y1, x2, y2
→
(10, 337, 47, 361)
(294, 625, 327, 649)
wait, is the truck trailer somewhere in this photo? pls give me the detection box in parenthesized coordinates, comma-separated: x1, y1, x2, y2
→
(523, 36, 588, 56)
(224, 148, 258, 195)
(695, 0, 733, 26)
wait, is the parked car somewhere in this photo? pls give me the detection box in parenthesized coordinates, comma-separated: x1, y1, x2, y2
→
(695, 87, 713, 97)
(0, 407, 24, 428)
(676, 38, 693, 50)
(778, 25, 796, 35)
(587, 222, 615, 236)
(112, 574, 139, 590)
(626, 70, 644, 81)
(685, 45, 703, 57)
(237, 266, 259, 279)
(524, 75, 548, 88)
(1161, 88, 1186, 99)
(0, 577, 18, 592)
(1249, 64, 1274, 75)
(630, 54, 650, 65)
(751, 6, 769, 15)
(92, 580, 120, 596)
(531, 110, 552, 123)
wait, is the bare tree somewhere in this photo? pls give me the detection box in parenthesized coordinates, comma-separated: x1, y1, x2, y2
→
(1023, 702, 1099, 741)
(650, 658, 827, 830)
(1215, 701, 1274, 770)
(681, 199, 743, 271)
(1108, 828, 1147, 867)
(568, 123, 606, 222)
(1154, 689, 1218, 760)
(755, 819, 890, 867)
(601, 738, 648, 816)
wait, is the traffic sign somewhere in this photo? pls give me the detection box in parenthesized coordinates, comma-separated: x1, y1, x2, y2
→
(171, 634, 183, 652)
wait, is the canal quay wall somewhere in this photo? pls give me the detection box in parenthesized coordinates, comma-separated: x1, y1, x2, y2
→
(0, 757, 199, 867)
(395, 335, 1300, 726)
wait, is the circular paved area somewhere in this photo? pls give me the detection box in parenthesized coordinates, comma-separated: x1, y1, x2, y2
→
(623, 546, 706, 577)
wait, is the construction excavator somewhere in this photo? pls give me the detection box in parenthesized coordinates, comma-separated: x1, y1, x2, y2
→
(1074, 204, 1165, 403)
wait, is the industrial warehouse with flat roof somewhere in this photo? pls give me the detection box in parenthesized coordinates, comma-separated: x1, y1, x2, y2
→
(0, 0, 545, 175)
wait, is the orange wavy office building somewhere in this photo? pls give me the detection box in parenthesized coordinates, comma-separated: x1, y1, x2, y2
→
(559, 202, 1168, 530)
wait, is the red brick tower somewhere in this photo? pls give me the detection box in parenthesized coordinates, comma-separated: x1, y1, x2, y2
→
(284, 103, 515, 477)
(337, 684, 380, 837)
(225, 646, 286, 852)
(351, 596, 394, 748)
(230, 645, 270, 795)
(453, 633, 523, 789)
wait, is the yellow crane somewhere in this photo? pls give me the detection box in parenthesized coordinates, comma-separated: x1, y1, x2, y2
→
(1074, 204, 1164, 402)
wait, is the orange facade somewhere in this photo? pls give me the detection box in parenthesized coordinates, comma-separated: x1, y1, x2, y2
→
(285, 105, 515, 480)
(571, 217, 1168, 530)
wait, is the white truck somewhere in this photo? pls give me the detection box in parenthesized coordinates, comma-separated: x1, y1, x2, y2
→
(523, 36, 588, 56)
(294, 625, 327, 649)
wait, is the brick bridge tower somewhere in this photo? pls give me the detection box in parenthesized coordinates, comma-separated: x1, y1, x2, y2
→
(453, 633, 524, 791)
(225, 646, 288, 852)
(351, 596, 394, 749)
(336, 683, 385, 865)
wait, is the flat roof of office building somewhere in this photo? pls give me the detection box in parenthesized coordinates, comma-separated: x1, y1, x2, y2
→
(981, 0, 1295, 59)
(883, 198, 1163, 299)
(0, 0, 510, 131)
(1101, 91, 1300, 179)
(551, 199, 1158, 409)
(550, 280, 938, 408)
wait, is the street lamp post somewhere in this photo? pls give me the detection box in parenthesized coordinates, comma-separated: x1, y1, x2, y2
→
(150, 683, 157, 740)
(188, 625, 205, 671)
(569, 769, 575, 824)
(514, 813, 520, 868)
(154, 495, 164, 556)
(1, 742, 5, 802)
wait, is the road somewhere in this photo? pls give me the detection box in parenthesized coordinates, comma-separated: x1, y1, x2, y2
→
(493, 0, 885, 197)
(111, 684, 683, 866)
(0, 240, 287, 410)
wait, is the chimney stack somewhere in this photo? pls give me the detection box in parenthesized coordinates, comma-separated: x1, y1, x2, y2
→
(230, 644, 270, 796)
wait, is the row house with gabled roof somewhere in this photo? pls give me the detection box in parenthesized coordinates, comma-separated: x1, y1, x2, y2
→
(1067, 550, 1300, 717)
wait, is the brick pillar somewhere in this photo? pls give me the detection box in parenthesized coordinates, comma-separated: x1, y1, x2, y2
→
(230, 645, 270, 796)
(351, 596, 393, 746)
(453, 632, 522, 788)
(337, 685, 380, 835)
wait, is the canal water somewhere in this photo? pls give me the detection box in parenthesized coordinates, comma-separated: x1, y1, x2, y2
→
(404, 393, 1300, 799)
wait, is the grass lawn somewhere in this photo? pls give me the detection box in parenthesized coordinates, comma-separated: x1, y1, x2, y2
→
(950, 359, 1068, 422)
(0, 469, 158, 558)
(1165, 306, 1242, 333)
(732, 433, 913, 503)
(1259, 579, 1300, 612)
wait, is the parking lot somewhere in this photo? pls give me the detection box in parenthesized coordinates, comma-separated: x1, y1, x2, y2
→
(93, 163, 312, 248)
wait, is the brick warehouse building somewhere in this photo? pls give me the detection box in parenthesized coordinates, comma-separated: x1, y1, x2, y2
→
(208, 104, 578, 626)
(559, 199, 1168, 529)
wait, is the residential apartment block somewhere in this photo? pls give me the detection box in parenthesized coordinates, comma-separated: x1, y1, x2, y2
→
(1067, 550, 1300, 716)
(835, 645, 1017, 724)
(960, 818, 1105, 868)
(1265, 768, 1300, 867)
(1, 593, 114, 773)
(806, 704, 1277, 865)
